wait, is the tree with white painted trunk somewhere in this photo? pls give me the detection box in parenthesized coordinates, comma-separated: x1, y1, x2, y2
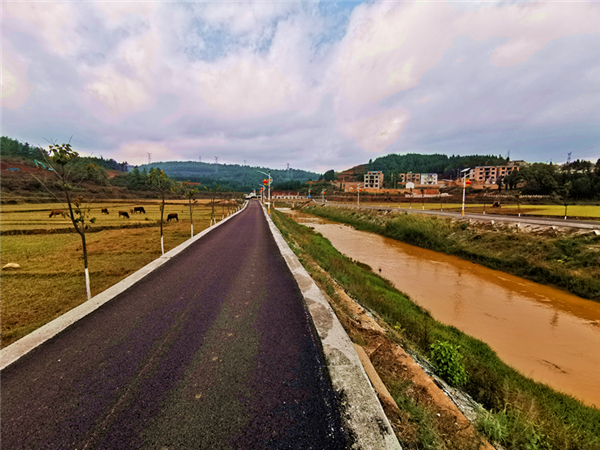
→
(147, 168, 175, 255)
(174, 180, 199, 238)
(32, 143, 97, 300)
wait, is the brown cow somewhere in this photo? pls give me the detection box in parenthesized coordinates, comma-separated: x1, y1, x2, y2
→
(101, 208, 109, 214)
(167, 213, 178, 222)
(118, 211, 130, 219)
(49, 210, 65, 218)
(133, 206, 146, 214)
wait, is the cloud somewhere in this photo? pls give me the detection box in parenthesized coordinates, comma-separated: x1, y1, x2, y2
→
(1, 44, 33, 109)
(343, 109, 410, 154)
(2, 1, 599, 171)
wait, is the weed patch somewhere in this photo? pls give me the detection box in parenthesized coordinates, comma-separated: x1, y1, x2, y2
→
(272, 210, 600, 450)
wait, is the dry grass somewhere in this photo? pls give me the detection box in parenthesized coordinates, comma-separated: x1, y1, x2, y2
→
(0, 201, 235, 347)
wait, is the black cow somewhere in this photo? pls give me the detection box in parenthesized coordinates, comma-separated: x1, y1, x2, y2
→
(101, 208, 109, 214)
(167, 213, 178, 222)
(133, 207, 146, 214)
(118, 211, 130, 219)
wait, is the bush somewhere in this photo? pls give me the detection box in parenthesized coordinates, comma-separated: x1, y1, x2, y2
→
(430, 340, 468, 387)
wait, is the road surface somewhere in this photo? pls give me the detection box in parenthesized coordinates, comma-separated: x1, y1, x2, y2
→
(321, 201, 600, 230)
(1, 201, 349, 449)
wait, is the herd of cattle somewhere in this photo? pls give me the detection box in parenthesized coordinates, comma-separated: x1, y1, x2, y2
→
(49, 207, 179, 222)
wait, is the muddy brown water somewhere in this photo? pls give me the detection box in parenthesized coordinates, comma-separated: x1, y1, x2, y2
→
(284, 210, 600, 408)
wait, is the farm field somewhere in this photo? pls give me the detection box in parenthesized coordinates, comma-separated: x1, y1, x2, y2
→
(0, 200, 241, 347)
(328, 200, 600, 218)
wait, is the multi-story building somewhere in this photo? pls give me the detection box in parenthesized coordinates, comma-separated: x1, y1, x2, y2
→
(399, 173, 421, 184)
(398, 173, 438, 186)
(420, 173, 438, 185)
(364, 171, 384, 189)
(467, 163, 521, 184)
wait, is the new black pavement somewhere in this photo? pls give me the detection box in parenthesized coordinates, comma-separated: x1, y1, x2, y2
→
(1, 201, 349, 449)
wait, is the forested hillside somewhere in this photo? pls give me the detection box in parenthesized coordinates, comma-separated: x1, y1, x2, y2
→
(368, 153, 509, 179)
(137, 161, 319, 192)
(1, 136, 127, 172)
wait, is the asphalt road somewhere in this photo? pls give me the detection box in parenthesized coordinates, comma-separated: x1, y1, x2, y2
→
(322, 201, 600, 230)
(1, 201, 349, 449)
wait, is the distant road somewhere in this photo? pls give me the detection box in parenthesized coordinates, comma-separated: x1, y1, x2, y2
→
(1, 201, 348, 449)
(319, 201, 600, 230)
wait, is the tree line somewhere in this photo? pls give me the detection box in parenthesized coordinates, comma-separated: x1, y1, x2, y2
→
(504, 160, 600, 200)
(135, 161, 319, 193)
(1, 136, 128, 173)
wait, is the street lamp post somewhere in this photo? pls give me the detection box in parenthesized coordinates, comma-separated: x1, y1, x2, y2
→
(460, 168, 471, 217)
(258, 170, 273, 214)
(357, 183, 363, 207)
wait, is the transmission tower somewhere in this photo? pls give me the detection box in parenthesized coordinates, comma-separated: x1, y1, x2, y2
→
(214, 156, 218, 164)
(567, 152, 572, 165)
(147, 152, 152, 165)
(287, 162, 291, 181)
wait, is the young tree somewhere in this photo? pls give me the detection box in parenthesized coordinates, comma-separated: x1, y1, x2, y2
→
(33, 143, 97, 300)
(174, 180, 200, 238)
(560, 181, 572, 220)
(204, 184, 220, 224)
(514, 191, 522, 217)
(482, 186, 490, 214)
(147, 168, 175, 255)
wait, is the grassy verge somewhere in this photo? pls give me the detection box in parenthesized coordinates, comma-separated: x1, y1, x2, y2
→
(0, 206, 219, 347)
(271, 209, 600, 449)
(303, 205, 600, 302)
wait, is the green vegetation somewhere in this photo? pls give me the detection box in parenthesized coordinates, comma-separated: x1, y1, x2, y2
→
(430, 341, 468, 387)
(505, 161, 600, 200)
(0, 201, 217, 347)
(136, 160, 319, 192)
(367, 153, 508, 187)
(304, 205, 600, 301)
(271, 210, 600, 450)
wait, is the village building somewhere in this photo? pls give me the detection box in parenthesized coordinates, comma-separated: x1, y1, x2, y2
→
(466, 162, 523, 184)
(363, 171, 384, 189)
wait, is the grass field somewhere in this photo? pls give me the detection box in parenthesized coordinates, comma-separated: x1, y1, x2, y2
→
(0, 200, 240, 347)
(272, 210, 600, 450)
(327, 200, 600, 218)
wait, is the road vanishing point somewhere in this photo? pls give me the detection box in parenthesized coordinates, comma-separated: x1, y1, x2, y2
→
(1, 201, 399, 449)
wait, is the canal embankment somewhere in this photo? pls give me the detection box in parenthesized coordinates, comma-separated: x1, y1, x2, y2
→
(303, 205, 600, 302)
(272, 209, 600, 450)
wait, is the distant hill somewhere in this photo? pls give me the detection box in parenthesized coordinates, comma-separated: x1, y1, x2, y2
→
(138, 161, 319, 192)
(367, 153, 509, 178)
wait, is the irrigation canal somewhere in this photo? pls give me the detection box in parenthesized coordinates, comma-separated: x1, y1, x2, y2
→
(1, 201, 349, 449)
(285, 210, 600, 409)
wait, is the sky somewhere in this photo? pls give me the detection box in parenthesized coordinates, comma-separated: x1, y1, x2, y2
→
(2, 1, 599, 173)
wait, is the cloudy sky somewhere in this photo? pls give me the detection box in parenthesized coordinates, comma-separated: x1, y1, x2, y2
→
(2, 1, 599, 173)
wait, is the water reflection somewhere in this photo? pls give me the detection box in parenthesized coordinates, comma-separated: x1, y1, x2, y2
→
(285, 210, 600, 408)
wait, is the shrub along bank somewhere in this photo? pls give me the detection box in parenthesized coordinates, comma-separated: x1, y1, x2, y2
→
(272, 210, 600, 450)
(303, 205, 600, 302)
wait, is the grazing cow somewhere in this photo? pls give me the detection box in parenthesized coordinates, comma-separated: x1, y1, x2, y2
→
(49, 210, 65, 218)
(118, 211, 130, 219)
(101, 208, 109, 214)
(133, 206, 146, 214)
(167, 213, 178, 222)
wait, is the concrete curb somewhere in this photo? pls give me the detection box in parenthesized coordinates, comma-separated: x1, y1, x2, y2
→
(262, 207, 402, 450)
(0, 202, 248, 371)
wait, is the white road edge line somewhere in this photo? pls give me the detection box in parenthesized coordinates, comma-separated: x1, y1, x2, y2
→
(0, 202, 249, 371)
(262, 206, 402, 450)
